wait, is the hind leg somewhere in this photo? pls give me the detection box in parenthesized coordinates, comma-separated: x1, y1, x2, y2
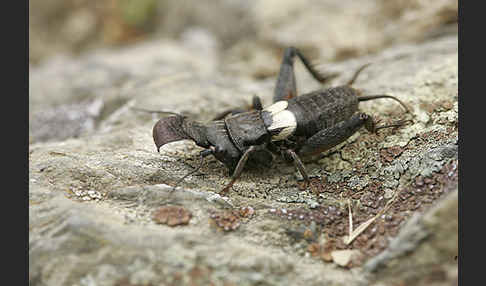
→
(273, 47, 338, 102)
(298, 113, 411, 157)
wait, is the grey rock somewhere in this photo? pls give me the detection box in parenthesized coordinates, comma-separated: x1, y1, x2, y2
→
(29, 26, 457, 286)
(364, 188, 458, 285)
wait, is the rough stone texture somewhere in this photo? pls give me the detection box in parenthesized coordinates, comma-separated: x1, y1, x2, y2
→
(29, 6, 458, 285)
(365, 187, 458, 286)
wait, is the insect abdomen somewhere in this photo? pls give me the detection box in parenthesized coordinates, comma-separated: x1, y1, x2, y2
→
(288, 86, 359, 137)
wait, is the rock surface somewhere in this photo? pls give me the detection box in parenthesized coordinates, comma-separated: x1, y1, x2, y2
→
(29, 4, 458, 284)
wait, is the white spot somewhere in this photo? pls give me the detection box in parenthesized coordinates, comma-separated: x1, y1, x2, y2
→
(264, 101, 288, 114)
(263, 100, 297, 140)
(268, 110, 297, 140)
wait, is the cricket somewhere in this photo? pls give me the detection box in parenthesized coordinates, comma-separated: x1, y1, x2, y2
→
(152, 47, 410, 194)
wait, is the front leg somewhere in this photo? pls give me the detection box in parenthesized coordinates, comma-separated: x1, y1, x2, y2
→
(220, 145, 260, 195)
(284, 149, 310, 188)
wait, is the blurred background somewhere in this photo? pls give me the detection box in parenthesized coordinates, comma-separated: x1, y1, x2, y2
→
(28, 0, 458, 145)
(29, 0, 457, 73)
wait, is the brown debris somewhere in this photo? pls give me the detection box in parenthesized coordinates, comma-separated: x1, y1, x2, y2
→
(380, 146, 404, 163)
(238, 206, 255, 218)
(307, 243, 321, 257)
(209, 206, 256, 231)
(301, 160, 457, 266)
(307, 242, 334, 262)
(152, 205, 192, 226)
(210, 210, 241, 231)
(303, 228, 314, 240)
(319, 241, 334, 262)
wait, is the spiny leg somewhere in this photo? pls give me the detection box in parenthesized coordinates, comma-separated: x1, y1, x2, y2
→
(274, 47, 338, 102)
(293, 48, 338, 84)
(292, 113, 408, 191)
(297, 113, 411, 156)
(363, 115, 412, 134)
(298, 113, 411, 157)
(298, 113, 370, 157)
(220, 145, 258, 195)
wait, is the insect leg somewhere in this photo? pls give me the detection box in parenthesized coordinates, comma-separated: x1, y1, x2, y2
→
(362, 115, 412, 134)
(274, 47, 338, 102)
(298, 113, 411, 157)
(297, 113, 370, 157)
(284, 149, 310, 187)
(220, 145, 258, 194)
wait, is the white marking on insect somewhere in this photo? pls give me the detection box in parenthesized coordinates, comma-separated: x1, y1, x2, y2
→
(263, 100, 297, 141)
(269, 111, 296, 140)
(268, 110, 297, 141)
(264, 101, 288, 114)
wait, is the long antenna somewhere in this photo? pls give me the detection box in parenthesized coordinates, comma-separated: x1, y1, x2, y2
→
(346, 63, 371, 86)
(358, 94, 410, 113)
(132, 107, 180, 116)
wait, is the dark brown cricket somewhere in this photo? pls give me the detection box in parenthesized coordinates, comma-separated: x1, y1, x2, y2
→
(152, 47, 410, 194)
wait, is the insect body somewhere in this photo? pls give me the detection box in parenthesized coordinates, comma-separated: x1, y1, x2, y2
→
(153, 47, 409, 193)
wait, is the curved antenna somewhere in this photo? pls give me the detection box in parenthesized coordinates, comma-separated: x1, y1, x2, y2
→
(132, 107, 181, 117)
(358, 94, 410, 113)
(346, 63, 371, 86)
